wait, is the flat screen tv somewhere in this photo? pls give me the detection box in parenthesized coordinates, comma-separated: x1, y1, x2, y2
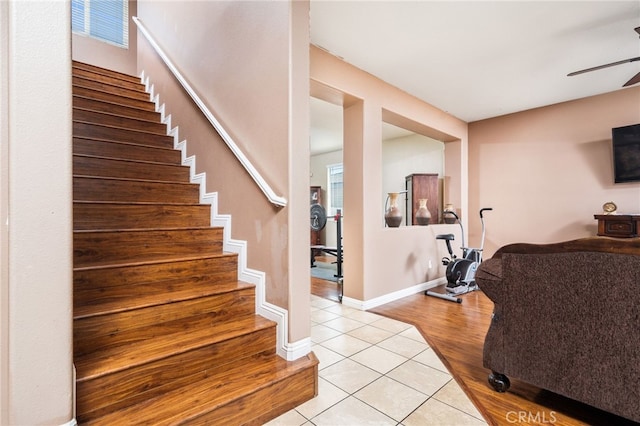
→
(612, 124, 640, 183)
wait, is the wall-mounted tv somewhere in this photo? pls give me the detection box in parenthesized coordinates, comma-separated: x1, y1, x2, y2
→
(612, 124, 640, 183)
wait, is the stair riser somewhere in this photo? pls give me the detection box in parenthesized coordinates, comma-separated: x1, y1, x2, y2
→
(76, 327, 276, 424)
(74, 255, 239, 318)
(74, 228, 223, 267)
(73, 177, 200, 203)
(73, 121, 173, 148)
(73, 62, 142, 85)
(74, 255, 237, 295)
(73, 67, 145, 91)
(73, 85, 156, 111)
(75, 290, 257, 355)
(73, 155, 190, 183)
(73, 203, 210, 231)
(73, 108, 167, 134)
(186, 367, 318, 425)
(73, 75, 150, 101)
(73, 138, 181, 164)
(73, 96, 160, 122)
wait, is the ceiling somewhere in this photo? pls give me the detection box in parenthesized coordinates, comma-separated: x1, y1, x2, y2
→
(309, 1, 640, 155)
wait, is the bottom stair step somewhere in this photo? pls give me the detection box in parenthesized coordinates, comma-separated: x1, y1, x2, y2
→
(81, 351, 319, 425)
(75, 315, 276, 381)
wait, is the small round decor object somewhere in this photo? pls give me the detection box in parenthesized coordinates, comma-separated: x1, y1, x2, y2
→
(310, 203, 327, 231)
(602, 201, 617, 215)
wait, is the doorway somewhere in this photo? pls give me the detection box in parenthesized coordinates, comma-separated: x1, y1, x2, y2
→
(310, 97, 343, 302)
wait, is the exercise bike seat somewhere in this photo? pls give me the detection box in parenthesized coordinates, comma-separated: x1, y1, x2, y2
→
(436, 234, 455, 241)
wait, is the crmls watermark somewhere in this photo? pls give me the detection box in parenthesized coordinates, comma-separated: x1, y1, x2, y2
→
(505, 410, 557, 424)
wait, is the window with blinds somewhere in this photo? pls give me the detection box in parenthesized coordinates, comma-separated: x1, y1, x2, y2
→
(327, 163, 343, 215)
(72, 0, 129, 48)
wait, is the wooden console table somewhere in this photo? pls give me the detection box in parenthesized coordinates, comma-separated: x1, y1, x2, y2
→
(594, 214, 640, 238)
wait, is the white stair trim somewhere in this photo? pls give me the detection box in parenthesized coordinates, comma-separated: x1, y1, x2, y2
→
(140, 72, 307, 360)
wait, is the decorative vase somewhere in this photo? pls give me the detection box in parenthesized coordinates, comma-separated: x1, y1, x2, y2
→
(384, 192, 403, 227)
(443, 203, 456, 224)
(415, 198, 431, 225)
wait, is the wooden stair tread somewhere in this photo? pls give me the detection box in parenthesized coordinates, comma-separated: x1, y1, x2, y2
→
(72, 95, 160, 122)
(73, 119, 167, 138)
(73, 107, 167, 134)
(73, 93, 157, 109)
(72, 75, 149, 101)
(73, 225, 218, 233)
(73, 152, 183, 168)
(74, 279, 253, 320)
(73, 135, 177, 152)
(73, 177, 201, 204)
(73, 85, 156, 111)
(71, 76, 145, 94)
(73, 255, 220, 270)
(73, 203, 211, 231)
(73, 155, 189, 182)
(83, 352, 318, 426)
(73, 137, 180, 164)
(75, 314, 275, 380)
(73, 252, 231, 272)
(73, 121, 174, 149)
(72, 174, 194, 185)
(73, 227, 224, 268)
(73, 200, 203, 206)
(72, 61, 142, 84)
(71, 71, 145, 92)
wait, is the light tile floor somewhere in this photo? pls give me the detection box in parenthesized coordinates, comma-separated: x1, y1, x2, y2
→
(266, 295, 488, 425)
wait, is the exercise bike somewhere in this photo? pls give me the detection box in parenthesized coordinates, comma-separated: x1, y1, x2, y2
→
(426, 208, 493, 303)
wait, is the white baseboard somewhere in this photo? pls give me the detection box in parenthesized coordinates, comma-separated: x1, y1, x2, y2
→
(140, 72, 308, 361)
(342, 277, 446, 311)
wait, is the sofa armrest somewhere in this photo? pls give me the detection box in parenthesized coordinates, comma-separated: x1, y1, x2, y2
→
(474, 258, 502, 302)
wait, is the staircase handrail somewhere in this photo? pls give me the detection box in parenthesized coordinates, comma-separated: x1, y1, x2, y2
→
(133, 16, 287, 208)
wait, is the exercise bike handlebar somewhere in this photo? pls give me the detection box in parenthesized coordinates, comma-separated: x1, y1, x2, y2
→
(479, 208, 493, 219)
(442, 208, 493, 251)
(480, 207, 493, 254)
(447, 210, 464, 248)
(446, 210, 460, 221)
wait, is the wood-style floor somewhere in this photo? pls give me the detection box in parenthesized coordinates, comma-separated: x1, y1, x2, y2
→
(310, 273, 637, 426)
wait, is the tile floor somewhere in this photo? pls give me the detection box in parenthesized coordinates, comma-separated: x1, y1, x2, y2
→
(266, 295, 488, 425)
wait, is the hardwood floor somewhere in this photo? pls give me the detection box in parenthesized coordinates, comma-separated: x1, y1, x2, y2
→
(310, 277, 341, 303)
(310, 255, 342, 303)
(369, 286, 638, 426)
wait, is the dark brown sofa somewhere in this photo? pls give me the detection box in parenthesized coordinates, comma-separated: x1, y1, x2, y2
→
(476, 237, 640, 423)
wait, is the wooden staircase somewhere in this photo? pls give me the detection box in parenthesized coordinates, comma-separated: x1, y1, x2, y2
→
(72, 61, 318, 425)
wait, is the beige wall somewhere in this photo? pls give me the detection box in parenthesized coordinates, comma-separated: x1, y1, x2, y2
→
(311, 46, 468, 304)
(287, 0, 312, 342)
(1, 1, 74, 424)
(72, 0, 138, 75)
(469, 87, 640, 257)
(136, 1, 311, 342)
